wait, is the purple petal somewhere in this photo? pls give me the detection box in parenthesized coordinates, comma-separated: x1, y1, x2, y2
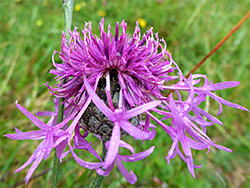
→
(54, 134, 68, 148)
(119, 146, 155, 162)
(192, 105, 223, 125)
(175, 146, 203, 169)
(43, 131, 54, 159)
(169, 95, 184, 128)
(49, 116, 58, 127)
(5, 130, 47, 140)
(15, 101, 50, 130)
(124, 101, 161, 120)
(103, 122, 120, 169)
(187, 115, 214, 126)
(165, 149, 178, 162)
(186, 155, 195, 178)
(206, 81, 240, 91)
(217, 102, 223, 115)
(166, 135, 179, 164)
(69, 139, 103, 169)
(15, 141, 44, 173)
(84, 75, 115, 122)
(25, 154, 44, 184)
(36, 111, 56, 117)
(116, 159, 137, 184)
(187, 138, 210, 150)
(15, 127, 23, 133)
(66, 103, 91, 136)
(53, 111, 77, 129)
(96, 161, 115, 176)
(118, 140, 135, 154)
(208, 92, 249, 111)
(213, 143, 232, 152)
(119, 120, 154, 140)
(59, 150, 70, 160)
(184, 117, 211, 142)
(74, 126, 102, 161)
(180, 131, 195, 178)
(55, 138, 68, 161)
(146, 112, 175, 137)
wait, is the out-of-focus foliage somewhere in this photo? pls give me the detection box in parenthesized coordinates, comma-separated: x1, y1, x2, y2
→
(0, 0, 249, 187)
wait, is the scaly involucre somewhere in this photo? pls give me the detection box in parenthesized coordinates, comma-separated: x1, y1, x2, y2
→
(6, 18, 248, 184)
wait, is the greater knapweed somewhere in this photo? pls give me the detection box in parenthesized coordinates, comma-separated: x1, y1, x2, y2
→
(5, 18, 249, 186)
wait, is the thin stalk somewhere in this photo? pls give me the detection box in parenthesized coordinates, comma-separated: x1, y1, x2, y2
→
(51, 97, 64, 188)
(185, 10, 250, 78)
(51, 0, 74, 188)
(165, 10, 250, 97)
(90, 140, 108, 188)
(63, 0, 74, 40)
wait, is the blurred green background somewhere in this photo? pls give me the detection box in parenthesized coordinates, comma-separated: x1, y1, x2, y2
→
(0, 0, 249, 187)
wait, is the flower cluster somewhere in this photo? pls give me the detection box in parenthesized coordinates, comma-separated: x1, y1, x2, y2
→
(6, 18, 248, 184)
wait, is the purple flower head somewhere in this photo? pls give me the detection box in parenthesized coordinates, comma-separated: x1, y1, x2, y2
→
(46, 18, 174, 107)
(44, 18, 172, 182)
(6, 18, 248, 184)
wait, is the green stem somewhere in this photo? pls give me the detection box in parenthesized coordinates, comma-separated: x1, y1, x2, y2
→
(51, 149, 60, 188)
(91, 140, 107, 188)
(63, 0, 74, 40)
(51, 0, 73, 187)
(51, 98, 64, 188)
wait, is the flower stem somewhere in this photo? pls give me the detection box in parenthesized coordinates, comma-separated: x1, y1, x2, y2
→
(63, 0, 74, 40)
(51, 1, 73, 188)
(185, 10, 250, 78)
(165, 10, 250, 97)
(91, 140, 107, 188)
(51, 98, 64, 188)
(51, 148, 60, 188)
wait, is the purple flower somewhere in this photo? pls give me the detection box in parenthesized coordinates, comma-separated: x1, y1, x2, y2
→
(5, 101, 71, 183)
(5, 100, 102, 183)
(155, 69, 247, 176)
(84, 75, 159, 168)
(46, 18, 174, 107)
(6, 18, 248, 184)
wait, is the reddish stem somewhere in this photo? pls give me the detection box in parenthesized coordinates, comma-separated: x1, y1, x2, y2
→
(185, 10, 250, 78)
